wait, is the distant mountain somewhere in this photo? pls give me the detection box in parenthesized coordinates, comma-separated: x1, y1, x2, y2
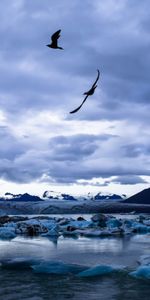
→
(0, 193, 43, 202)
(123, 188, 150, 204)
(0, 191, 126, 202)
(42, 191, 125, 201)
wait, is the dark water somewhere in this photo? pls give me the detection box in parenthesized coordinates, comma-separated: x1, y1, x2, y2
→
(1, 269, 150, 300)
(1, 215, 150, 299)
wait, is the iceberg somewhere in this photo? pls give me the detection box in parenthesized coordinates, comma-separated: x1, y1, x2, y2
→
(138, 255, 150, 266)
(106, 219, 122, 229)
(31, 261, 87, 275)
(132, 223, 150, 234)
(130, 266, 150, 279)
(41, 225, 60, 237)
(77, 265, 119, 277)
(0, 257, 39, 270)
(0, 227, 16, 240)
(69, 220, 92, 229)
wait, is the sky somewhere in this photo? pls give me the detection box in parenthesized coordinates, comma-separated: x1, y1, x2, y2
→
(0, 0, 150, 197)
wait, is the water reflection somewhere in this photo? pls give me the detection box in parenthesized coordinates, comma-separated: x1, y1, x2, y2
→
(0, 233, 150, 300)
(0, 234, 146, 268)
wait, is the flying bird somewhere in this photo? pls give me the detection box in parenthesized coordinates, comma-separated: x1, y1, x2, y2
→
(70, 69, 100, 114)
(46, 29, 64, 50)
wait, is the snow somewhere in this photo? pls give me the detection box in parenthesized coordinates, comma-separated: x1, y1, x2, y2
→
(0, 198, 148, 215)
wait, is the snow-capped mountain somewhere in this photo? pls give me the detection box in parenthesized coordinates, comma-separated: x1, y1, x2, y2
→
(1, 193, 43, 202)
(43, 191, 77, 201)
(93, 192, 125, 201)
(42, 191, 125, 201)
(4, 192, 22, 199)
(0, 191, 126, 202)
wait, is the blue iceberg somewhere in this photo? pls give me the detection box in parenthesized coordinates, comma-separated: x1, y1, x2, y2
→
(130, 266, 150, 279)
(77, 265, 119, 277)
(32, 261, 87, 275)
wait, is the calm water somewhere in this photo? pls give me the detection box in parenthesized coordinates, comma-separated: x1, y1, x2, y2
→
(1, 214, 150, 300)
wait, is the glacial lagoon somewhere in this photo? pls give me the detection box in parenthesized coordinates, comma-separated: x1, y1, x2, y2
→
(1, 214, 150, 300)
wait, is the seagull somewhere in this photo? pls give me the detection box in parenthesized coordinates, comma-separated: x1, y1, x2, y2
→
(46, 29, 64, 50)
(70, 69, 100, 114)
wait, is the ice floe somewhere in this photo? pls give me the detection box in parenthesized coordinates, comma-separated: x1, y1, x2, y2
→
(77, 265, 121, 277)
(31, 261, 87, 275)
(130, 266, 150, 279)
(0, 213, 150, 239)
(0, 257, 39, 270)
(138, 255, 150, 266)
(41, 225, 60, 237)
(0, 227, 16, 240)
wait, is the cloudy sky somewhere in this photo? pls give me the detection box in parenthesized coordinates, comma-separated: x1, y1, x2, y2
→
(0, 0, 150, 197)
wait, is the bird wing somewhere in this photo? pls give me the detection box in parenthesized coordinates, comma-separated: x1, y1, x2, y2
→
(51, 30, 61, 42)
(91, 69, 100, 89)
(70, 95, 88, 114)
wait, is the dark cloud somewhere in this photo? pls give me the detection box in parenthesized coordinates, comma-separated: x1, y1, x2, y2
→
(121, 143, 147, 158)
(0, 0, 149, 117)
(48, 133, 118, 161)
(111, 175, 149, 185)
(0, 0, 150, 189)
(0, 126, 28, 159)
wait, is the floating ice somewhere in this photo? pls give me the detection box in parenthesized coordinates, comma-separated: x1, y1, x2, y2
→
(138, 255, 150, 266)
(77, 265, 120, 277)
(3, 222, 17, 229)
(143, 220, 150, 226)
(69, 220, 92, 229)
(40, 219, 57, 230)
(106, 219, 122, 229)
(41, 225, 60, 237)
(0, 257, 39, 270)
(0, 227, 16, 240)
(130, 266, 150, 279)
(31, 261, 87, 275)
(132, 223, 150, 233)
